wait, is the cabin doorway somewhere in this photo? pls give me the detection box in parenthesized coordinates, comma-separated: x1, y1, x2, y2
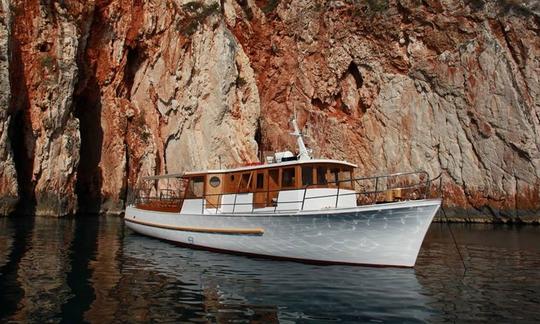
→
(205, 174, 223, 210)
(253, 171, 266, 208)
(268, 169, 279, 206)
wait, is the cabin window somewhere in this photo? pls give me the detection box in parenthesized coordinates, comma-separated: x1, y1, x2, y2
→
(339, 170, 353, 189)
(330, 168, 339, 185)
(256, 172, 265, 189)
(302, 166, 313, 186)
(316, 167, 327, 185)
(282, 168, 296, 188)
(209, 176, 221, 187)
(239, 173, 252, 192)
(188, 176, 204, 198)
(269, 169, 279, 189)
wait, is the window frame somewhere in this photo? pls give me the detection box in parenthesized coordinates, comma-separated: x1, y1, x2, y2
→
(281, 167, 296, 188)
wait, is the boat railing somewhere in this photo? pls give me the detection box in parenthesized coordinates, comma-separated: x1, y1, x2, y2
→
(131, 187, 185, 212)
(131, 170, 441, 214)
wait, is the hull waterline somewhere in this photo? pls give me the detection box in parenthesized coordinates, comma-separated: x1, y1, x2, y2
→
(124, 199, 441, 267)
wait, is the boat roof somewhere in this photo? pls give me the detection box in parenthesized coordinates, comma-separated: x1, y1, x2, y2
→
(142, 159, 357, 180)
(185, 159, 357, 176)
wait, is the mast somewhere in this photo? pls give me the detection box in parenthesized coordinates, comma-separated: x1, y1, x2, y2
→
(290, 117, 312, 161)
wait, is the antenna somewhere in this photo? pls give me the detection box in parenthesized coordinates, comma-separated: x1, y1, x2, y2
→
(290, 116, 312, 160)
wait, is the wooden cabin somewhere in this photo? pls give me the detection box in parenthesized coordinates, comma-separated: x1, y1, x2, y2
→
(182, 159, 355, 210)
(135, 159, 358, 213)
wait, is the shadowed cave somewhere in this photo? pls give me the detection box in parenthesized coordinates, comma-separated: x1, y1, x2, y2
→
(7, 30, 35, 216)
(8, 109, 35, 215)
(73, 71, 103, 214)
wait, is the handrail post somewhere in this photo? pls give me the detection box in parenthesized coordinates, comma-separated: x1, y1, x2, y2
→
(301, 186, 308, 211)
(425, 173, 431, 199)
(232, 193, 237, 214)
(201, 193, 205, 215)
(374, 177, 379, 204)
(439, 174, 443, 198)
(335, 183, 340, 208)
(274, 189, 278, 213)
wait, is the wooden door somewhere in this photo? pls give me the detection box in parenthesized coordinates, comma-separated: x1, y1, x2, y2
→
(253, 171, 267, 208)
(267, 169, 280, 206)
(205, 174, 223, 210)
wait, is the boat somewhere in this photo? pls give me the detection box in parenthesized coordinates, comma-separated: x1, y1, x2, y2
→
(124, 118, 442, 267)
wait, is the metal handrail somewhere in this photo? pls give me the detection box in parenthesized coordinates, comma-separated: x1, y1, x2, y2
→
(132, 170, 440, 214)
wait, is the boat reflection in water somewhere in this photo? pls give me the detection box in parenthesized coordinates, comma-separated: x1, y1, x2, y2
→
(121, 233, 434, 322)
(1, 217, 432, 322)
(2, 217, 540, 322)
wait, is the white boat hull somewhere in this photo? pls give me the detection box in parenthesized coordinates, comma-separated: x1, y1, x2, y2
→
(124, 199, 441, 267)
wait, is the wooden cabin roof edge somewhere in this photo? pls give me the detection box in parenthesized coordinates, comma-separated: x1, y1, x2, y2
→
(183, 159, 357, 176)
(142, 173, 185, 180)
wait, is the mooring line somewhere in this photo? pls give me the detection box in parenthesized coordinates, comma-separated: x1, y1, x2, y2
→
(441, 206, 467, 277)
(433, 172, 467, 277)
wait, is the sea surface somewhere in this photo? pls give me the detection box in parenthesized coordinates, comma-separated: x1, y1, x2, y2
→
(0, 216, 539, 323)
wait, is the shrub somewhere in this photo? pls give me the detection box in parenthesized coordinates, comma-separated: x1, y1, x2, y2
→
(262, 0, 280, 14)
(236, 76, 247, 87)
(366, 0, 389, 12)
(182, 1, 204, 12)
(497, 0, 534, 16)
(178, 2, 221, 36)
(40, 54, 55, 69)
(237, 0, 254, 20)
(466, 0, 485, 11)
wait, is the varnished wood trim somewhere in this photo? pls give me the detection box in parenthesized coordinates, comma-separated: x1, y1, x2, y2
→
(125, 218, 264, 235)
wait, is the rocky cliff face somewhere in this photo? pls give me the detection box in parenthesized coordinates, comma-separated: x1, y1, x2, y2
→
(0, 0, 17, 215)
(1, 0, 539, 222)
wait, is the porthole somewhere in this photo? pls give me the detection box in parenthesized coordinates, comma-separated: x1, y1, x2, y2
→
(209, 176, 221, 187)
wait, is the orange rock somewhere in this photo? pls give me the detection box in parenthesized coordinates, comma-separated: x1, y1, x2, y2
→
(0, 0, 538, 221)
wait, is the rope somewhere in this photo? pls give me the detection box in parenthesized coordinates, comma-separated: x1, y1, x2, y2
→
(440, 196, 467, 277)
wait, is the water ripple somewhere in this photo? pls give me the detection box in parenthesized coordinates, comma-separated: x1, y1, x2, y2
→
(0, 218, 539, 322)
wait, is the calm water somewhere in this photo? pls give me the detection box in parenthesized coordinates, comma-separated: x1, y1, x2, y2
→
(0, 217, 539, 323)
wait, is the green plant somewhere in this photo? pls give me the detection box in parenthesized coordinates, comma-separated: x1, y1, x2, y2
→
(366, 0, 388, 12)
(141, 130, 151, 143)
(200, 2, 220, 17)
(178, 2, 221, 36)
(236, 76, 247, 87)
(131, 110, 152, 143)
(465, 0, 485, 11)
(40, 54, 55, 69)
(182, 21, 200, 36)
(262, 0, 280, 14)
(497, 0, 534, 16)
(182, 1, 204, 12)
(10, 3, 23, 17)
(236, 0, 254, 20)
(65, 136, 75, 152)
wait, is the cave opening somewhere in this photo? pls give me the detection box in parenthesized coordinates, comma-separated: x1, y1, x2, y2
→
(8, 26, 35, 216)
(254, 119, 264, 161)
(8, 109, 36, 215)
(122, 46, 146, 100)
(73, 70, 103, 214)
(347, 62, 363, 89)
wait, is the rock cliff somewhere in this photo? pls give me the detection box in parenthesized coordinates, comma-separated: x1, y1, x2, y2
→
(1, 0, 539, 222)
